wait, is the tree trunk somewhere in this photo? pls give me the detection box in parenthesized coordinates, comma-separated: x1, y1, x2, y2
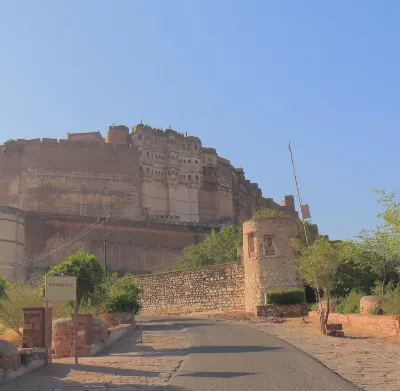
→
(324, 291, 330, 335)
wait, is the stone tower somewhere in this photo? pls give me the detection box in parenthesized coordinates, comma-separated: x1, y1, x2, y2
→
(0, 205, 25, 281)
(243, 216, 303, 313)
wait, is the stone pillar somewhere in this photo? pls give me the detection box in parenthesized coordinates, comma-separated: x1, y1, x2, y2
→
(75, 314, 94, 356)
(243, 217, 303, 314)
(22, 308, 46, 348)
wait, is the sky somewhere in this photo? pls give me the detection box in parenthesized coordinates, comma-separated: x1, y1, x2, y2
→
(1, 1, 399, 240)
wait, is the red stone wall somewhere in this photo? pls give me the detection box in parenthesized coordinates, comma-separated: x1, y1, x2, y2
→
(52, 317, 109, 358)
(24, 212, 208, 274)
(99, 313, 136, 328)
(0, 139, 142, 221)
(308, 311, 400, 337)
(22, 308, 45, 348)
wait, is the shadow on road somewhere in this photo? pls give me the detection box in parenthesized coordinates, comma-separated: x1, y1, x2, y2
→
(142, 322, 212, 332)
(177, 371, 256, 379)
(111, 344, 282, 358)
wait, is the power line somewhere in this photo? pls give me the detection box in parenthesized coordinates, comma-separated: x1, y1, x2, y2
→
(0, 218, 105, 269)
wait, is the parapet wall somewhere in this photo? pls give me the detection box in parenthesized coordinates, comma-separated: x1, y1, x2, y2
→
(136, 262, 245, 315)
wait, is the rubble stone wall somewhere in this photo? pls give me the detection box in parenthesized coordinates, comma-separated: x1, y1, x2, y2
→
(136, 262, 245, 315)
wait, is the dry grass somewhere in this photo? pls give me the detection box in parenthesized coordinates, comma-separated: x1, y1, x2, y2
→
(2, 328, 21, 346)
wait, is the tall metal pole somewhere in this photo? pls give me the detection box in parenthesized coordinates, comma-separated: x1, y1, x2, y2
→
(288, 141, 321, 305)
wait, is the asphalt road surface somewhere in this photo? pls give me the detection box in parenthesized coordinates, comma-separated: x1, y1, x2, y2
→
(142, 317, 362, 391)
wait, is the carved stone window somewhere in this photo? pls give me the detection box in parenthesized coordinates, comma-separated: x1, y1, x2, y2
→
(139, 134, 142, 140)
(248, 232, 256, 258)
(263, 235, 276, 256)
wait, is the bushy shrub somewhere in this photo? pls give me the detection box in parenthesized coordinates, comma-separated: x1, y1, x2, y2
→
(368, 307, 384, 315)
(310, 302, 319, 311)
(381, 283, 400, 316)
(266, 288, 304, 305)
(0, 278, 43, 337)
(108, 276, 141, 314)
(335, 289, 365, 314)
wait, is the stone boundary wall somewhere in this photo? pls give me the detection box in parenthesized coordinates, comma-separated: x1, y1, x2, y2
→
(52, 313, 136, 358)
(308, 311, 400, 336)
(256, 304, 305, 317)
(136, 262, 245, 315)
(0, 345, 46, 385)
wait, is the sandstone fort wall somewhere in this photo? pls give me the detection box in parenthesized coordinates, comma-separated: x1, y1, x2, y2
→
(0, 123, 298, 274)
(23, 212, 209, 275)
(0, 140, 142, 221)
(136, 262, 245, 315)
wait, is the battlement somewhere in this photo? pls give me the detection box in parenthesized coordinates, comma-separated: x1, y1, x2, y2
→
(1, 137, 136, 154)
(202, 147, 217, 154)
(132, 123, 201, 143)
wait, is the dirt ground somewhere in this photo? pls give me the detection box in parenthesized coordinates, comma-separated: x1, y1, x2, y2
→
(191, 311, 400, 343)
(282, 316, 400, 342)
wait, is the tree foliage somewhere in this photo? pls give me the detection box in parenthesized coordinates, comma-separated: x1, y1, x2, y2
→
(43, 250, 106, 310)
(355, 228, 400, 294)
(293, 237, 341, 332)
(374, 188, 400, 230)
(297, 219, 321, 246)
(293, 237, 341, 295)
(0, 276, 9, 301)
(103, 274, 142, 314)
(0, 278, 43, 337)
(175, 225, 242, 269)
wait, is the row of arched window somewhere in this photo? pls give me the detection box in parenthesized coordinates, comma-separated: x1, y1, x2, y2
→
(139, 166, 201, 182)
(136, 133, 199, 151)
(139, 149, 200, 165)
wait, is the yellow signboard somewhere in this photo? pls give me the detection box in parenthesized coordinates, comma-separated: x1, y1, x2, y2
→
(45, 276, 77, 301)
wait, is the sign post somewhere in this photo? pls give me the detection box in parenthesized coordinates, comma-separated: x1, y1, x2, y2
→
(45, 276, 78, 364)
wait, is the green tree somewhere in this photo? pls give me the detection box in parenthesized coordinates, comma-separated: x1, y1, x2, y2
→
(333, 241, 376, 297)
(175, 224, 242, 269)
(293, 237, 341, 333)
(355, 228, 400, 294)
(297, 219, 320, 246)
(374, 189, 400, 230)
(43, 250, 106, 310)
(0, 276, 9, 301)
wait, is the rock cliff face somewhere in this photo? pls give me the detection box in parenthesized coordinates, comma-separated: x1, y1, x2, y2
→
(0, 123, 297, 276)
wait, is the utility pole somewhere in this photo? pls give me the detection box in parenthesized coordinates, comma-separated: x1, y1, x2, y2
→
(288, 141, 321, 306)
(102, 218, 115, 277)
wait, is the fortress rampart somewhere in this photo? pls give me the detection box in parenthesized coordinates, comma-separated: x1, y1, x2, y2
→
(0, 122, 298, 276)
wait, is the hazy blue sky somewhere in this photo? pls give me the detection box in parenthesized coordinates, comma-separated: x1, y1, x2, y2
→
(1, 1, 399, 240)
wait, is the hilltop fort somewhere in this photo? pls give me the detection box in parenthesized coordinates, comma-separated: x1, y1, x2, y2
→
(0, 122, 297, 279)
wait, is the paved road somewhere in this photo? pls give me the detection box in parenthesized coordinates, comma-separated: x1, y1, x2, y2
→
(140, 317, 362, 391)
